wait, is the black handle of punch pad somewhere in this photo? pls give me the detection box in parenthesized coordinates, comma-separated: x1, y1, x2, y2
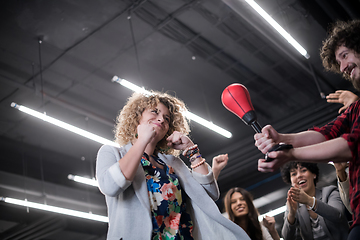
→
(265, 143, 293, 162)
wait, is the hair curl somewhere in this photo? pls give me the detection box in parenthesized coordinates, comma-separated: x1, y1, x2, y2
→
(320, 20, 360, 90)
(114, 91, 190, 156)
(280, 162, 319, 186)
(224, 187, 263, 240)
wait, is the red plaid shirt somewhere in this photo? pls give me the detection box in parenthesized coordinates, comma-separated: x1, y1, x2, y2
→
(311, 100, 360, 229)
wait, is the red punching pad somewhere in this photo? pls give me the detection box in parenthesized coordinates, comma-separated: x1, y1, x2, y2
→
(221, 83, 254, 119)
(221, 83, 261, 133)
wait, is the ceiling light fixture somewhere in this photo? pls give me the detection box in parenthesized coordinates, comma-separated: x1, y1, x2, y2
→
(0, 197, 108, 222)
(68, 174, 98, 187)
(258, 205, 286, 221)
(11, 102, 118, 147)
(111, 76, 232, 138)
(244, 0, 310, 59)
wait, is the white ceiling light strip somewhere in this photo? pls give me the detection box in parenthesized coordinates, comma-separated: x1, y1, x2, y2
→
(0, 197, 108, 222)
(258, 205, 286, 221)
(68, 174, 98, 187)
(112, 76, 232, 138)
(244, 0, 310, 59)
(11, 102, 118, 147)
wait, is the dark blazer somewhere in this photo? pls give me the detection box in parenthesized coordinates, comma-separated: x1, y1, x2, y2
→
(282, 185, 349, 240)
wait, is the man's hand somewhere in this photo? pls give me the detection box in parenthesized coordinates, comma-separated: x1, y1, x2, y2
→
(326, 90, 359, 113)
(257, 148, 294, 172)
(254, 125, 280, 154)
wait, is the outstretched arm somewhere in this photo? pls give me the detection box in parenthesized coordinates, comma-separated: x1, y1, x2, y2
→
(254, 126, 327, 154)
(255, 126, 351, 172)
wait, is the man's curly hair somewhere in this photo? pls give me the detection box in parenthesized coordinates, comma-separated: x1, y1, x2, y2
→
(320, 20, 360, 89)
(114, 91, 190, 156)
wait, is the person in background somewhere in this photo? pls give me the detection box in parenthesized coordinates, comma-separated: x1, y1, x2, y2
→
(224, 187, 281, 240)
(333, 162, 352, 214)
(212, 156, 280, 240)
(254, 20, 360, 239)
(96, 91, 249, 240)
(280, 162, 348, 240)
(326, 90, 356, 216)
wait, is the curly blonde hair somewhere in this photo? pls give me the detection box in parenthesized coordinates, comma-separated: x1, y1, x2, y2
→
(114, 91, 190, 156)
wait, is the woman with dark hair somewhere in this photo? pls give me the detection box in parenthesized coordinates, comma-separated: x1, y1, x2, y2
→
(224, 187, 280, 240)
(280, 162, 348, 240)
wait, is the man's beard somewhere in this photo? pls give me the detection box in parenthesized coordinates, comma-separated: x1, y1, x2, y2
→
(347, 74, 360, 91)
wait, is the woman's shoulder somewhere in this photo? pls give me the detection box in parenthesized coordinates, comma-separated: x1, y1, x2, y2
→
(98, 144, 130, 158)
(321, 185, 338, 192)
(318, 185, 339, 199)
(98, 144, 120, 152)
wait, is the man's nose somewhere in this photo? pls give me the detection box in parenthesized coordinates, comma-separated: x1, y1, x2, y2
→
(340, 61, 347, 73)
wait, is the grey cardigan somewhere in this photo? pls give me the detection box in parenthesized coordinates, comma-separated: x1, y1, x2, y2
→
(96, 144, 250, 240)
(282, 185, 349, 240)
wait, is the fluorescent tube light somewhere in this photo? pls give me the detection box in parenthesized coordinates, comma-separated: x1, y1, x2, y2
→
(68, 174, 98, 187)
(112, 76, 232, 138)
(244, 0, 310, 59)
(182, 111, 232, 138)
(0, 196, 108, 222)
(258, 205, 286, 221)
(11, 102, 118, 147)
(112, 76, 152, 95)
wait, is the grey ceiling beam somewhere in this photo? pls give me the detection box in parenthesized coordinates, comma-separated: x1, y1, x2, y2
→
(0, 171, 106, 214)
(1, 76, 114, 127)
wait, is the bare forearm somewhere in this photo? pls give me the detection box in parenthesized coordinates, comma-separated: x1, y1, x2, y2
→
(279, 131, 326, 148)
(212, 167, 220, 180)
(291, 137, 352, 163)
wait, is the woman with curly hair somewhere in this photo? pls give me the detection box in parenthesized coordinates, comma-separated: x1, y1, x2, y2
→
(223, 187, 280, 240)
(96, 91, 249, 240)
(280, 162, 348, 240)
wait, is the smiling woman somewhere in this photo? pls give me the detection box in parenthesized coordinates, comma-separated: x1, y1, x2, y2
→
(96, 91, 250, 240)
(280, 162, 349, 240)
(223, 187, 280, 240)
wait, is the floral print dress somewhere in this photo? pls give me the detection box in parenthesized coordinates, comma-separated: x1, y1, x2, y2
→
(141, 153, 194, 240)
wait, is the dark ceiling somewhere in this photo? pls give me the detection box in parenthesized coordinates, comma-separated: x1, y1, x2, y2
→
(1, 0, 359, 239)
